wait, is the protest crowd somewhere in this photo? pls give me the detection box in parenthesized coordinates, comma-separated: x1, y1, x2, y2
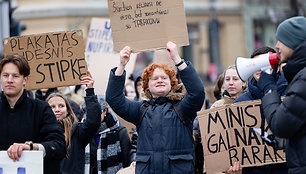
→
(0, 2, 306, 173)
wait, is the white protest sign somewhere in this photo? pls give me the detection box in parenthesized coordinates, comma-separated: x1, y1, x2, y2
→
(0, 151, 43, 174)
(85, 18, 136, 95)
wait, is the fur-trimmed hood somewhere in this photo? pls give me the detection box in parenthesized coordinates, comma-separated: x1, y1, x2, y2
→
(144, 83, 186, 101)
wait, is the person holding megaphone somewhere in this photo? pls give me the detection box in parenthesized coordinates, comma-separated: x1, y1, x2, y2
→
(256, 16, 306, 174)
(234, 46, 288, 174)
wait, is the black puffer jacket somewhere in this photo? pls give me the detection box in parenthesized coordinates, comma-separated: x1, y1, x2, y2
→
(261, 41, 306, 174)
(106, 61, 205, 174)
(60, 88, 101, 174)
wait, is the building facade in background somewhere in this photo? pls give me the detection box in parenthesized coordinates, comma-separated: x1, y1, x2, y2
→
(5, 0, 306, 84)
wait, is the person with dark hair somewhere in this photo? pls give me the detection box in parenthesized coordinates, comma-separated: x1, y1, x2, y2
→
(257, 16, 306, 174)
(0, 54, 66, 174)
(81, 95, 132, 174)
(106, 41, 205, 173)
(234, 46, 288, 174)
(46, 72, 102, 174)
(133, 70, 144, 101)
(235, 46, 287, 103)
(213, 73, 224, 101)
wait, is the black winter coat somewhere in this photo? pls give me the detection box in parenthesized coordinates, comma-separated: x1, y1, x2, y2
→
(60, 88, 101, 174)
(88, 120, 132, 174)
(0, 90, 66, 174)
(106, 61, 205, 174)
(262, 41, 306, 174)
(235, 71, 287, 103)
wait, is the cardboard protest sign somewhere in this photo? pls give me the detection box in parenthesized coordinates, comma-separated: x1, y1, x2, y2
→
(107, 0, 189, 53)
(117, 116, 136, 139)
(85, 18, 136, 95)
(198, 100, 286, 174)
(0, 151, 43, 174)
(2, 30, 87, 90)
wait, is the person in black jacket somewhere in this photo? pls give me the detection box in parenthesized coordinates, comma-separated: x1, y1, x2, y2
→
(257, 16, 306, 174)
(81, 95, 132, 174)
(46, 72, 102, 174)
(0, 54, 66, 174)
(234, 46, 288, 174)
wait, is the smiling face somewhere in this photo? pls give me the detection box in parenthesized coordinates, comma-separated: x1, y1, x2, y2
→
(224, 68, 245, 98)
(1, 62, 27, 98)
(148, 68, 171, 98)
(275, 41, 294, 63)
(48, 96, 68, 120)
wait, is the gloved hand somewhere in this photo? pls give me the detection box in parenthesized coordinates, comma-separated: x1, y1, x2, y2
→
(258, 65, 279, 94)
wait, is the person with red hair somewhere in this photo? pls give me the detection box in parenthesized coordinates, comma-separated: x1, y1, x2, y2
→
(106, 41, 205, 174)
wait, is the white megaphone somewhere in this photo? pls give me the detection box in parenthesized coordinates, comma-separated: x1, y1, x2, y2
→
(235, 52, 279, 82)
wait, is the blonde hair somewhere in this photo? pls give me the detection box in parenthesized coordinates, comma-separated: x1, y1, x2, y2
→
(46, 93, 78, 153)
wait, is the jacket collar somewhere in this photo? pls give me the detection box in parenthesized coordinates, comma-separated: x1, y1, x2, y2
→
(1, 90, 27, 109)
(145, 83, 186, 102)
(247, 77, 263, 100)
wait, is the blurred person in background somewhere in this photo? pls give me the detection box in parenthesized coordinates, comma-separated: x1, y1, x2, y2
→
(0, 54, 66, 174)
(213, 73, 225, 101)
(124, 82, 136, 100)
(133, 70, 144, 101)
(211, 65, 246, 108)
(81, 95, 132, 174)
(46, 72, 102, 174)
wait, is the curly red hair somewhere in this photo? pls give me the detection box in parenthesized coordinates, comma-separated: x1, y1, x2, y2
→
(142, 63, 178, 99)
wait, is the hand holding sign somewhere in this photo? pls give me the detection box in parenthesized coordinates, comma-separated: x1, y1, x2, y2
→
(166, 41, 186, 70)
(116, 46, 132, 76)
(120, 46, 132, 66)
(80, 71, 94, 89)
(7, 143, 30, 162)
(227, 161, 242, 174)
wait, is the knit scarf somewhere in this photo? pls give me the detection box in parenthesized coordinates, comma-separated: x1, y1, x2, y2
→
(84, 108, 123, 174)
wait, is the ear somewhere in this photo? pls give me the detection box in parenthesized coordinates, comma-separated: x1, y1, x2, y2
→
(23, 76, 29, 86)
(242, 81, 247, 90)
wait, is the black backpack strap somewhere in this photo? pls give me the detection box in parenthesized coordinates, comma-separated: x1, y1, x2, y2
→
(136, 101, 150, 131)
(172, 102, 194, 144)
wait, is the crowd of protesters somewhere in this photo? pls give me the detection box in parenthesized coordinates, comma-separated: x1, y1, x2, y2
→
(0, 16, 306, 174)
